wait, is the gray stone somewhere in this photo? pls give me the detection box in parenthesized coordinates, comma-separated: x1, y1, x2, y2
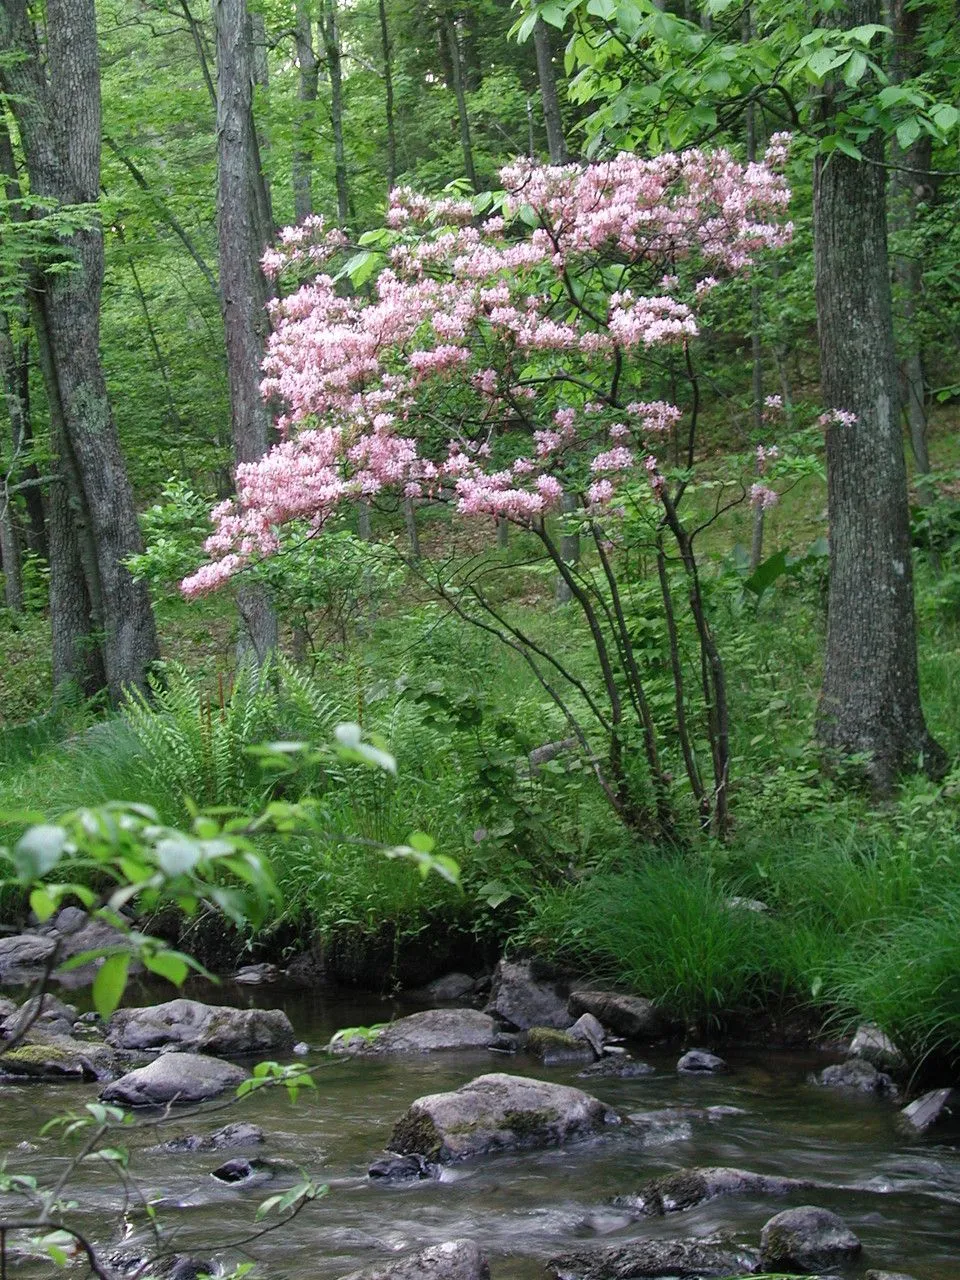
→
(368, 1152, 440, 1182)
(157, 1122, 266, 1154)
(1, 993, 77, 1040)
(677, 1048, 728, 1074)
(816, 1056, 898, 1097)
(760, 1206, 861, 1272)
(232, 963, 280, 984)
(526, 1026, 595, 1066)
(898, 1087, 957, 1135)
(337, 1239, 490, 1280)
(107, 998, 295, 1057)
(52, 906, 87, 934)
(548, 1239, 761, 1279)
(568, 990, 663, 1039)
(419, 972, 477, 1002)
(486, 959, 572, 1030)
(101, 1052, 248, 1106)
(330, 1008, 496, 1055)
(211, 1157, 276, 1186)
(0, 1031, 116, 1081)
(613, 1166, 816, 1216)
(389, 1071, 619, 1163)
(0, 934, 56, 984)
(848, 1023, 905, 1071)
(865, 1272, 918, 1280)
(570, 1012, 606, 1056)
(578, 1056, 655, 1080)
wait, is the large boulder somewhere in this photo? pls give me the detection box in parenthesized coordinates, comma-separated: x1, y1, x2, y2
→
(760, 1205, 861, 1272)
(331, 1009, 496, 1055)
(337, 1240, 489, 1280)
(0, 934, 56, 984)
(107, 999, 294, 1057)
(613, 1166, 816, 1217)
(0, 1031, 116, 1081)
(486, 960, 572, 1030)
(898, 1088, 957, 1135)
(389, 1071, 619, 1163)
(101, 1052, 248, 1105)
(568, 991, 663, 1040)
(815, 1056, 898, 1097)
(548, 1239, 761, 1279)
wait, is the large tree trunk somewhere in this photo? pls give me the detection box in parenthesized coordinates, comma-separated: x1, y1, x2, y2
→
(320, 0, 349, 226)
(890, 0, 934, 491)
(293, 0, 319, 221)
(0, 0, 159, 701)
(214, 0, 278, 663)
(813, 0, 943, 789)
(532, 18, 568, 164)
(378, 0, 397, 189)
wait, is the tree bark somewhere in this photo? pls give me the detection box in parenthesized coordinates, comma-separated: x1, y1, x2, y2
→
(532, 18, 568, 164)
(442, 11, 479, 191)
(293, 0, 319, 221)
(890, 0, 934, 491)
(214, 0, 278, 663)
(378, 0, 397, 189)
(0, 0, 159, 701)
(813, 0, 943, 788)
(320, 0, 350, 225)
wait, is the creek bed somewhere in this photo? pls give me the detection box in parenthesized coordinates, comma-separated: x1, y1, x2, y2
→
(1, 980, 958, 1278)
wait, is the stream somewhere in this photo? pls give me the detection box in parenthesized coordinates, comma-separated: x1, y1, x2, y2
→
(1, 980, 958, 1278)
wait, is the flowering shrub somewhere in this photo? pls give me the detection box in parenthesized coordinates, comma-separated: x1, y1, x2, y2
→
(184, 144, 796, 836)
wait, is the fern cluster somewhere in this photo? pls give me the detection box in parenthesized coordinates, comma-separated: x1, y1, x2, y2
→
(122, 655, 335, 812)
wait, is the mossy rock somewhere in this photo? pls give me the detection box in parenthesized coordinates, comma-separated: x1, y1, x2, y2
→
(526, 1027, 593, 1066)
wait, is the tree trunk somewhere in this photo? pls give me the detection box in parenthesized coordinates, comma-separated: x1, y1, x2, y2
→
(813, 0, 943, 788)
(0, 490, 23, 611)
(442, 12, 479, 191)
(890, 0, 935, 492)
(320, 0, 349, 226)
(293, 0, 319, 221)
(0, 0, 159, 701)
(532, 18, 568, 164)
(555, 489, 579, 603)
(378, 0, 397, 189)
(214, 0, 278, 663)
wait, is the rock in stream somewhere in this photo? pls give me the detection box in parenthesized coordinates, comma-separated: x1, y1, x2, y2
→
(330, 1008, 496, 1055)
(388, 1071, 619, 1163)
(613, 1166, 817, 1216)
(101, 1051, 248, 1105)
(548, 1238, 761, 1279)
(337, 1239, 490, 1280)
(107, 998, 294, 1057)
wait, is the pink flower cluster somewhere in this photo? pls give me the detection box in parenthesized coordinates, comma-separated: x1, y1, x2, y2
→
(182, 145, 793, 596)
(818, 408, 858, 428)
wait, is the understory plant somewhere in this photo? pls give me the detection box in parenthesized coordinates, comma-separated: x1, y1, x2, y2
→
(179, 147, 821, 839)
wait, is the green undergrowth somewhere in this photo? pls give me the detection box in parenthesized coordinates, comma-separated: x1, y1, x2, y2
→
(1, 486, 959, 1051)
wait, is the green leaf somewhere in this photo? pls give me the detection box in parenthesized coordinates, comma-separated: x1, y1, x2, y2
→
(896, 116, 922, 150)
(143, 950, 189, 986)
(29, 887, 58, 922)
(930, 103, 959, 133)
(407, 831, 435, 854)
(14, 824, 67, 880)
(843, 51, 867, 86)
(154, 836, 200, 878)
(92, 952, 131, 1020)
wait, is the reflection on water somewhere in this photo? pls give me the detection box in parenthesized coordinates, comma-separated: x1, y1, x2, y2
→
(1, 980, 958, 1278)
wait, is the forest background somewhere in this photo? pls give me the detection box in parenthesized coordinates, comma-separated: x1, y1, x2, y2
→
(0, 0, 960, 1073)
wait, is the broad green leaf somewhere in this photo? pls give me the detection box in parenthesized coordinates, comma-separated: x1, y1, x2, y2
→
(896, 116, 922, 150)
(154, 836, 200, 877)
(92, 952, 131, 1019)
(143, 950, 189, 986)
(14, 825, 67, 880)
(29, 887, 58, 922)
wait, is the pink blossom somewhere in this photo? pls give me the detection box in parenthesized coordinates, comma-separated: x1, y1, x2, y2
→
(818, 408, 858, 428)
(750, 483, 780, 510)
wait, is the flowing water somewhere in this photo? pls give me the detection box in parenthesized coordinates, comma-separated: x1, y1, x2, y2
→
(1, 980, 958, 1278)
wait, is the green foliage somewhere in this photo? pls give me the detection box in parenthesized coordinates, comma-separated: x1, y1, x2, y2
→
(121, 654, 336, 813)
